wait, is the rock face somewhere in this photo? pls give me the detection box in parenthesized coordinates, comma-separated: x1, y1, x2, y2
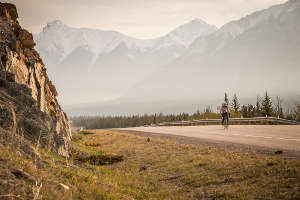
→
(0, 2, 71, 157)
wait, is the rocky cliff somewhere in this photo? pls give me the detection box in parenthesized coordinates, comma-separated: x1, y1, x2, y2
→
(0, 3, 71, 157)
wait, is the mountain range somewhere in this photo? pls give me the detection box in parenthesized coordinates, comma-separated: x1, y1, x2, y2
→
(34, 19, 217, 105)
(123, 0, 300, 101)
(34, 0, 300, 116)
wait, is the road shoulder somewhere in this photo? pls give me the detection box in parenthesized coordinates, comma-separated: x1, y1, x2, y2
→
(116, 129, 300, 160)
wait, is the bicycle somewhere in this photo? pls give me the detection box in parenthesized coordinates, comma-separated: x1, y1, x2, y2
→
(222, 113, 229, 130)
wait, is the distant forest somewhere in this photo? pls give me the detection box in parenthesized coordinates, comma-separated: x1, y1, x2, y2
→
(71, 92, 300, 129)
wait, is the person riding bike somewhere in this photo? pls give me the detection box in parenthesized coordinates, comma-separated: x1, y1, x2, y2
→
(221, 103, 230, 129)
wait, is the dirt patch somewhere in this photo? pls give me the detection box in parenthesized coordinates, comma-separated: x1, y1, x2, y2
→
(75, 154, 124, 165)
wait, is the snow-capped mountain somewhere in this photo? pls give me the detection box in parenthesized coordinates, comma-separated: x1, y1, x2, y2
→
(34, 20, 146, 66)
(166, 19, 218, 48)
(34, 19, 217, 105)
(120, 0, 300, 106)
(65, 0, 300, 116)
(35, 19, 217, 66)
(185, 0, 300, 59)
(36, 0, 300, 116)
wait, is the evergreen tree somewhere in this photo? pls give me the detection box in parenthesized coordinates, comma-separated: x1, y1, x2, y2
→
(224, 93, 229, 104)
(262, 92, 273, 117)
(255, 96, 262, 117)
(153, 113, 157, 124)
(275, 96, 284, 118)
(241, 105, 248, 118)
(231, 93, 240, 113)
(295, 102, 300, 121)
(247, 104, 255, 117)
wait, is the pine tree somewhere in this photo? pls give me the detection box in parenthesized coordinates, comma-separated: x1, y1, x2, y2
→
(255, 96, 262, 117)
(241, 105, 248, 118)
(247, 104, 255, 117)
(231, 93, 240, 113)
(295, 102, 300, 121)
(262, 92, 273, 117)
(153, 113, 157, 124)
(275, 96, 284, 118)
(224, 92, 229, 105)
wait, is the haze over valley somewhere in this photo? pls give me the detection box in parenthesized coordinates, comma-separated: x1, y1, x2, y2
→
(33, 0, 300, 116)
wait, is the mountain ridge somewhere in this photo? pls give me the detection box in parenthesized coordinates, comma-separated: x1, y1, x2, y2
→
(35, 18, 217, 66)
(34, 18, 217, 105)
(122, 0, 300, 102)
(65, 0, 300, 115)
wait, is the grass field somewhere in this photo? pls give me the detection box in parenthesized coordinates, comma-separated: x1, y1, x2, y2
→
(1, 129, 300, 199)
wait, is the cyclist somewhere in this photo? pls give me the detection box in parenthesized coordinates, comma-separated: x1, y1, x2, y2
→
(221, 103, 230, 129)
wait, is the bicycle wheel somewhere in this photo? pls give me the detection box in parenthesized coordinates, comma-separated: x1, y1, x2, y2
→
(225, 117, 229, 129)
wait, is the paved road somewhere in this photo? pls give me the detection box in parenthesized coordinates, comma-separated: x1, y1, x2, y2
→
(119, 125, 300, 152)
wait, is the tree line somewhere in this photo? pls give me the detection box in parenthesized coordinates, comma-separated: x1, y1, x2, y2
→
(230, 92, 300, 120)
(71, 92, 300, 129)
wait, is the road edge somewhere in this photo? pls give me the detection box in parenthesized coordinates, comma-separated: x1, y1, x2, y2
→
(115, 129, 300, 160)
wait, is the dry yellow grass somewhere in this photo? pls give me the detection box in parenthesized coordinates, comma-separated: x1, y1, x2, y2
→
(74, 130, 300, 200)
(1, 129, 300, 200)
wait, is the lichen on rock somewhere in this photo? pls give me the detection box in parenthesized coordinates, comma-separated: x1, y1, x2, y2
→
(0, 2, 71, 157)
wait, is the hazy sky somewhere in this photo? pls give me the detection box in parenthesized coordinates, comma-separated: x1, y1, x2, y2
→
(7, 0, 287, 39)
